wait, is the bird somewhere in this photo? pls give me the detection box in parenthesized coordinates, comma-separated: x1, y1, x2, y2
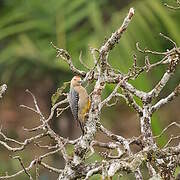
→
(69, 76, 91, 134)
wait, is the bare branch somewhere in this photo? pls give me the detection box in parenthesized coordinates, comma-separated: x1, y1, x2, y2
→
(56, 105, 70, 117)
(148, 54, 179, 99)
(0, 129, 24, 145)
(159, 32, 177, 48)
(79, 51, 91, 70)
(0, 131, 47, 152)
(151, 84, 180, 113)
(121, 90, 142, 115)
(164, 1, 180, 10)
(154, 122, 180, 139)
(11, 156, 33, 180)
(119, 80, 147, 99)
(23, 124, 44, 132)
(40, 162, 62, 173)
(98, 123, 132, 155)
(0, 159, 36, 179)
(35, 142, 58, 150)
(164, 135, 180, 148)
(25, 89, 45, 120)
(92, 140, 119, 150)
(46, 98, 68, 123)
(136, 42, 166, 55)
(134, 169, 143, 180)
(51, 42, 86, 77)
(0, 84, 7, 98)
(100, 79, 122, 109)
(99, 8, 135, 72)
(84, 166, 102, 180)
(20, 104, 39, 114)
(100, 8, 135, 54)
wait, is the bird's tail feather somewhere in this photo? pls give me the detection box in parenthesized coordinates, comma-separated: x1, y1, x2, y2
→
(78, 120, 84, 135)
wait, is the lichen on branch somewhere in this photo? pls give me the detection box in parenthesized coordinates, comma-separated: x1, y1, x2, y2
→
(0, 5, 180, 180)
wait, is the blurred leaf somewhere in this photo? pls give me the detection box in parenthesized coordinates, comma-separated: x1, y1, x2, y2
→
(51, 81, 70, 105)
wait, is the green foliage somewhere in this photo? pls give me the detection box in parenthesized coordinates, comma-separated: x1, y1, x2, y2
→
(0, 0, 179, 86)
(0, 0, 107, 83)
(51, 81, 70, 105)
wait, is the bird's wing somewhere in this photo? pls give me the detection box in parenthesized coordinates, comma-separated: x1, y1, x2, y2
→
(69, 87, 84, 134)
(69, 87, 79, 122)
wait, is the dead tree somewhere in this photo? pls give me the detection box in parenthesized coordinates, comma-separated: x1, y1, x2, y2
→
(0, 4, 180, 180)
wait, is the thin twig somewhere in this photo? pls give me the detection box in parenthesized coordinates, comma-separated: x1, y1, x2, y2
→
(79, 51, 91, 70)
(11, 156, 33, 180)
(154, 122, 180, 139)
(164, 135, 180, 148)
(51, 42, 86, 77)
(159, 32, 177, 48)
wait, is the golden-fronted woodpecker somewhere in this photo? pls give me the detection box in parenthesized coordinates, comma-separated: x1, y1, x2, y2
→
(69, 76, 91, 134)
